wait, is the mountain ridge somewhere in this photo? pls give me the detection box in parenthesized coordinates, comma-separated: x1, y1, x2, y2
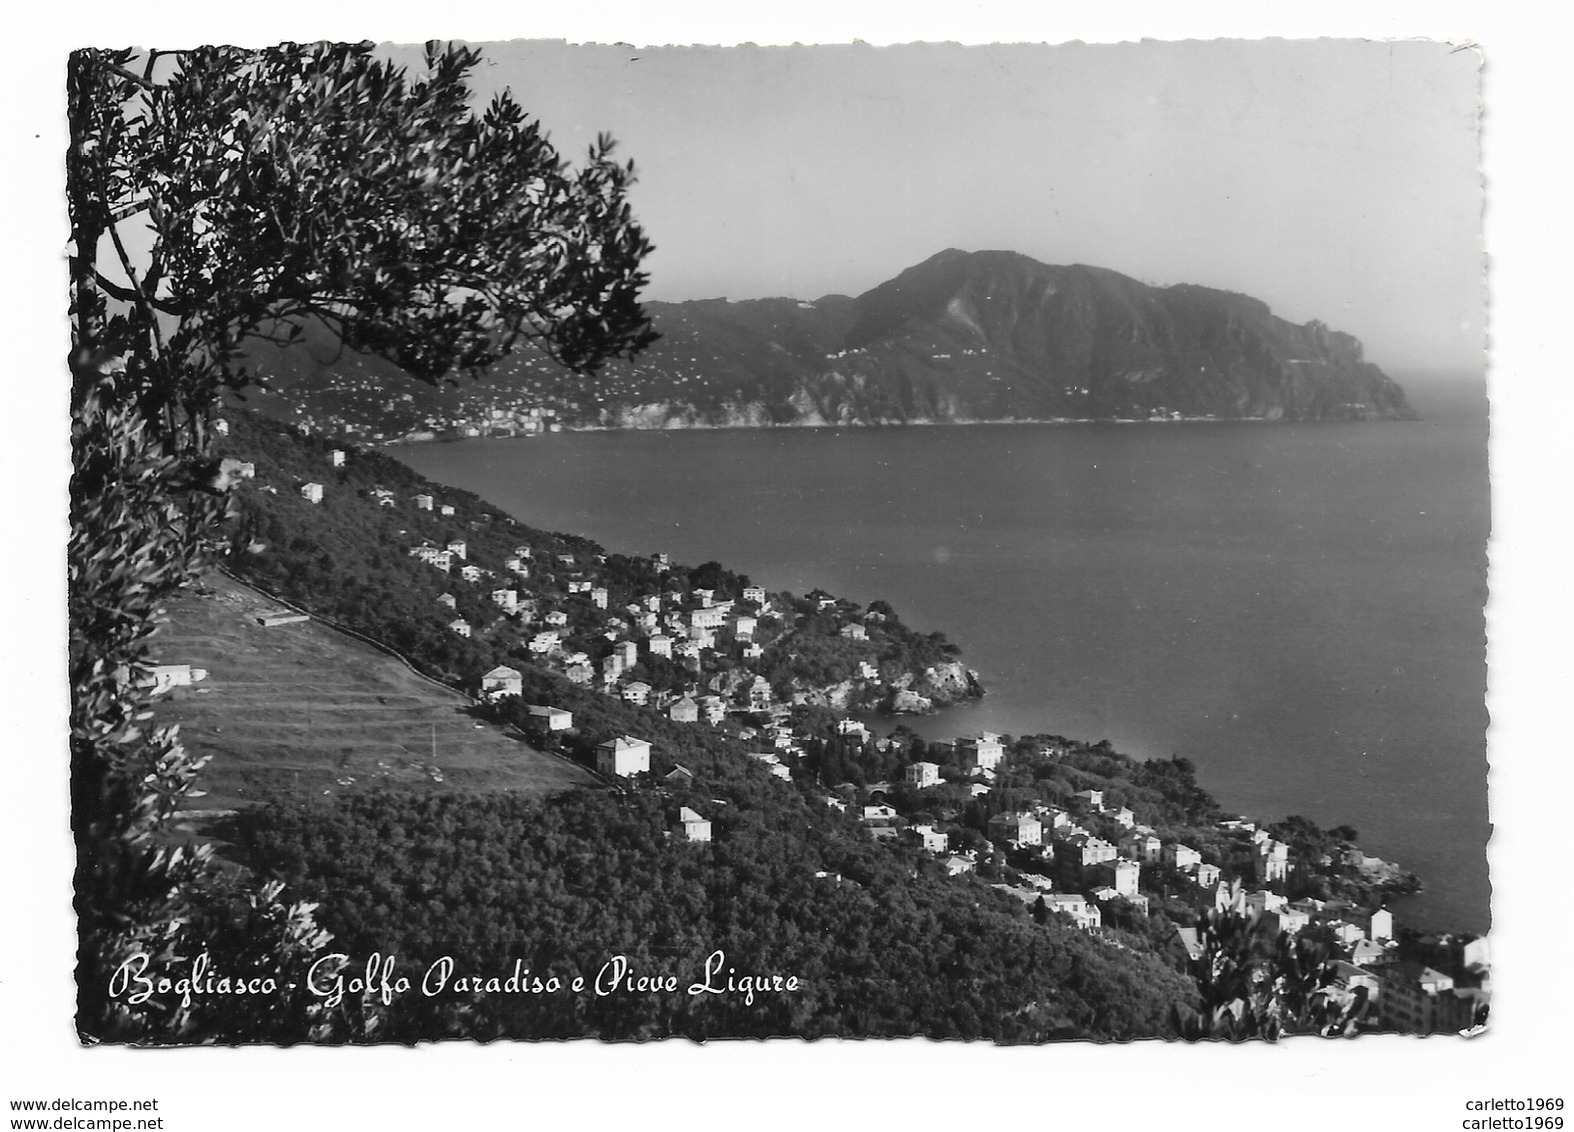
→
(237, 249, 1416, 439)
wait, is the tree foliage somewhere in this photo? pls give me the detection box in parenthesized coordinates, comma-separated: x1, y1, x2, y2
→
(67, 40, 656, 1041)
(69, 42, 655, 447)
(231, 788, 1199, 1042)
(1169, 908, 1369, 1041)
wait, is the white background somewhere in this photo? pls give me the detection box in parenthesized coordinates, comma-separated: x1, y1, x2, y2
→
(3, 3, 1565, 1127)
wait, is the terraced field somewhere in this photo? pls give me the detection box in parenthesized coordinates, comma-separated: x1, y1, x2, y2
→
(149, 570, 598, 813)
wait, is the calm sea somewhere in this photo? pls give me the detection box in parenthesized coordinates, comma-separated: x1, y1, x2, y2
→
(394, 373, 1490, 934)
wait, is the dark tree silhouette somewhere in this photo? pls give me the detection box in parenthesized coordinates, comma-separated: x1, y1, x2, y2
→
(67, 40, 657, 1042)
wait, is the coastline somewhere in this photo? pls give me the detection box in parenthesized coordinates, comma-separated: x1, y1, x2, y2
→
(378, 412, 1426, 447)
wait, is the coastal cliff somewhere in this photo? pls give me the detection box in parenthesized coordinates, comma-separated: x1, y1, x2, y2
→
(787, 660, 985, 715)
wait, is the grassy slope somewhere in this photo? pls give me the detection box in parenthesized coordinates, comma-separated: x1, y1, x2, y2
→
(149, 570, 597, 814)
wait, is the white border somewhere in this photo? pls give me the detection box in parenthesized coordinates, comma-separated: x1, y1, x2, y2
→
(5, 3, 1564, 1126)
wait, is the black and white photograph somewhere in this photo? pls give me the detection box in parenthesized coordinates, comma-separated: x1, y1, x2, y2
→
(9, 1, 1570, 1126)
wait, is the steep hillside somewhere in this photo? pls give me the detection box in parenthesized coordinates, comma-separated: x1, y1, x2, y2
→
(213, 411, 982, 714)
(235, 249, 1413, 438)
(149, 570, 596, 812)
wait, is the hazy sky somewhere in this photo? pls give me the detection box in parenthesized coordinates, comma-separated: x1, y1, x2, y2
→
(423, 38, 1483, 374)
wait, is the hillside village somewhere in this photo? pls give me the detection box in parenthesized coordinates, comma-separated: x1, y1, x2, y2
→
(181, 411, 1488, 1037)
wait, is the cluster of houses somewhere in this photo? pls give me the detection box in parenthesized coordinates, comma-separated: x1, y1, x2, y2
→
(216, 451, 899, 743)
(482, 641, 1494, 1036)
(410, 527, 898, 731)
(419, 537, 773, 683)
(832, 730, 1490, 1032)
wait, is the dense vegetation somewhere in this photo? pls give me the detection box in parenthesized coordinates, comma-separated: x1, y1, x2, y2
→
(231, 786, 1198, 1042)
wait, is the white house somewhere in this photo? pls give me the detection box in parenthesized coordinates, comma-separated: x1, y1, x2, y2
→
(746, 752, 790, 781)
(1094, 857, 1142, 897)
(955, 732, 1004, 772)
(621, 681, 653, 707)
(733, 615, 757, 639)
(490, 589, 519, 613)
(446, 540, 467, 560)
(528, 631, 561, 654)
(1254, 840, 1289, 883)
(669, 696, 700, 723)
(987, 812, 1043, 847)
(648, 634, 673, 659)
(839, 623, 867, 641)
(742, 585, 767, 605)
(1046, 894, 1102, 932)
(448, 619, 472, 638)
(1245, 889, 1288, 916)
(674, 806, 711, 843)
(300, 482, 323, 504)
(904, 761, 941, 789)
(1065, 833, 1118, 867)
(1121, 831, 1162, 864)
(436, 593, 457, 609)
(459, 564, 483, 583)
(414, 493, 434, 510)
(590, 587, 609, 610)
(1351, 939, 1389, 968)
(596, 735, 651, 778)
(1164, 843, 1203, 871)
(480, 666, 522, 699)
(1262, 907, 1311, 936)
(1073, 788, 1105, 811)
(1349, 907, 1395, 943)
(527, 705, 573, 730)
